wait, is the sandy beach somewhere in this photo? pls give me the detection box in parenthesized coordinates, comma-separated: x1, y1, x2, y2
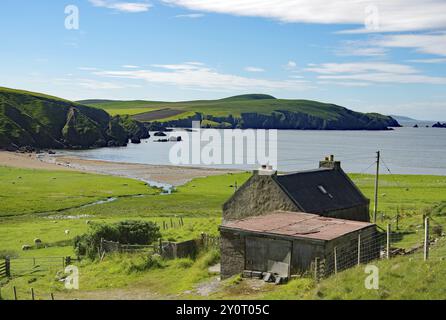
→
(0, 151, 241, 186)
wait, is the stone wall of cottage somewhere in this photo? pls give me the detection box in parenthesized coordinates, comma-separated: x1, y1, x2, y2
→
(220, 230, 245, 279)
(222, 174, 300, 221)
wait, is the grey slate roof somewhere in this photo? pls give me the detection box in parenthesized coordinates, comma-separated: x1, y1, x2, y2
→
(273, 168, 368, 214)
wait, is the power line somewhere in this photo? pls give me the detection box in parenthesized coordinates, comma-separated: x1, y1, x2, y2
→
(358, 160, 377, 175)
(380, 156, 406, 190)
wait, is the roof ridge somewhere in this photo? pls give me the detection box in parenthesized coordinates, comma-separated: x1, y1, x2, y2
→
(277, 167, 332, 176)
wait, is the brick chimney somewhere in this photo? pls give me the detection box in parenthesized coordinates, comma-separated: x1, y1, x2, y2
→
(319, 155, 341, 170)
(254, 164, 277, 176)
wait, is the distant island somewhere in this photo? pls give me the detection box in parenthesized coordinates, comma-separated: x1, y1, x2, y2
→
(0, 88, 400, 151)
(82, 94, 400, 132)
(390, 115, 441, 127)
(433, 122, 446, 128)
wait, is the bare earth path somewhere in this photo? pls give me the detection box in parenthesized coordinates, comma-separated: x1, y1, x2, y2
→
(56, 288, 177, 300)
(0, 151, 241, 186)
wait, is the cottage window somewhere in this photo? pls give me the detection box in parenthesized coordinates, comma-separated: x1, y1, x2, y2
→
(318, 185, 334, 199)
(318, 185, 328, 194)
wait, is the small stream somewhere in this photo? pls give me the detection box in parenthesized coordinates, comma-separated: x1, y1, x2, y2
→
(40, 182, 173, 218)
(140, 179, 174, 195)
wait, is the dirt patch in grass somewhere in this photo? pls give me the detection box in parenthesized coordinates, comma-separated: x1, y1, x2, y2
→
(132, 108, 185, 122)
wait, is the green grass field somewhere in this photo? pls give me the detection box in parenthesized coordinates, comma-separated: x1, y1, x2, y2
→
(1, 165, 446, 300)
(83, 96, 350, 120)
(0, 166, 157, 216)
(79, 100, 166, 116)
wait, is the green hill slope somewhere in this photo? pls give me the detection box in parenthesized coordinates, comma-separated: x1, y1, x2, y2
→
(0, 87, 149, 150)
(82, 94, 400, 130)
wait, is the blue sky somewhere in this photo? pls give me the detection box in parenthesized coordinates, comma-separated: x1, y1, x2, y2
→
(0, 0, 445, 119)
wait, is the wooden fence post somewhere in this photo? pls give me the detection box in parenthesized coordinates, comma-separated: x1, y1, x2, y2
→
(357, 234, 361, 265)
(386, 224, 391, 259)
(31, 288, 35, 301)
(51, 293, 55, 300)
(201, 233, 206, 247)
(314, 257, 319, 282)
(13, 286, 17, 300)
(334, 247, 338, 274)
(65, 256, 71, 267)
(424, 217, 430, 261)
(5, 256, 10, 278)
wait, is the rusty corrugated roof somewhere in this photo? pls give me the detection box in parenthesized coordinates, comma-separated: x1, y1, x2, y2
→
(221, 211, 374, 241)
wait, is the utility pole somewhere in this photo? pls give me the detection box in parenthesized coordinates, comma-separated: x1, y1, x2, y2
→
(373, 151, 380, 223)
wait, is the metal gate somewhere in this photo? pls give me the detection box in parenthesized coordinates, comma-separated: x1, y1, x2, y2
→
(245, 237, 291, 277)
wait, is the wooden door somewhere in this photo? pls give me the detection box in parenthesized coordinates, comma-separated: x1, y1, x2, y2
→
(245, 237, 291, 277)
(245, 236, 266, 271)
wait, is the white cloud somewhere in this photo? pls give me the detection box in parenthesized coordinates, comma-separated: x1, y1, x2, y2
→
(162, 0, 446, 32)
(89, 0, 151, 13)
(318, 80, 371, 87)
(94, 62, 310, 91)
(175, 13, 204, 18)
(78, 79, 128, 89)
(306, 62, 416, 75)
(244, 66, 265, 72)
(285, 61, 297, 70)
(336, 41, 387, 57)
(78, 67, 98, 71)
(372, 33, 446, 57)
(318, 73, 446, 85)
(54, 77, 141, 90)
(306, 62, 446, 85)
(407, 58, 446, 64)
(122, 65, 140, 68)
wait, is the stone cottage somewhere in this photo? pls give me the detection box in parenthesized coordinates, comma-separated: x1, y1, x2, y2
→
(220, 156, 376, 280)
(223, 156, 370, 222)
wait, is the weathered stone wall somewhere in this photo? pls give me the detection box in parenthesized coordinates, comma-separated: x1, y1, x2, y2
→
(161, 239, 199, 259)
(223, 174, 300, 221)
(220, 230, 245, 279)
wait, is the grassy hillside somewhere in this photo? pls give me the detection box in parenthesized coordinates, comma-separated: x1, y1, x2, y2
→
(83, 94, 400, 130)
(0, 166, 445, 299)
(0, 87, 149, 150)
(78, 99, 162, 116)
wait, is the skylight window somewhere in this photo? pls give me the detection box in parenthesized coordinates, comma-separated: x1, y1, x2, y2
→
(318, 185, 328, 195)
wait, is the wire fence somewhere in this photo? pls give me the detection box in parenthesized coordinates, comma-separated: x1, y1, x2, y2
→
(0, 259, 8, 278)
(100, 239, 159, 255)
(313, 216, 446, 281)
(0, 285, 57, 301)
(314, 231, 386, 280)
(99, 233, 220, 260)
(8, 256, 72, 277)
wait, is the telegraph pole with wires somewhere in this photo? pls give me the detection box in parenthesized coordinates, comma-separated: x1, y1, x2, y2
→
(373, 151, 380, 223)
